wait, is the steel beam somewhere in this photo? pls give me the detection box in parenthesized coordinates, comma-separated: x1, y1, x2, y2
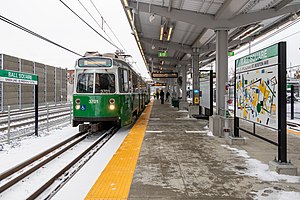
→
(275, 0, 293, 11)
(130, 1, 300, 29)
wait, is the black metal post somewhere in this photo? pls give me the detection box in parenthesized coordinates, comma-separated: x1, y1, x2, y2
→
(35, 84, 38, 136)
(234, 62, 239, 137)
(291, 85, 294, 120)
(278, 42, 287, 163)
(253, 123, 256, 135)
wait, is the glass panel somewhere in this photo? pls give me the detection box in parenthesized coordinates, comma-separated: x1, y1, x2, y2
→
(123, 70, 129, 92)
(76, 73, 94, 93)
(95, 73, 115, 93)
(78, 58, 112, 67)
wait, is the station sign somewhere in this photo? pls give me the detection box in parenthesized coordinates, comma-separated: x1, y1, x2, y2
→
(158, 52, 168, 57)
(151, 72, 178, 78)
(0, 69, 38, 85)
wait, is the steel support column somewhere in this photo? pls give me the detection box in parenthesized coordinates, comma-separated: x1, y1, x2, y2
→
(216, 30, 228, 115)
(192, 48, 200, 105)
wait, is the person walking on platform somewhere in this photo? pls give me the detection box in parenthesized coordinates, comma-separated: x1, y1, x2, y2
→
(156, 91, 159, 99)
(166, 91, 170, 102)
(160, 89, 165, 104)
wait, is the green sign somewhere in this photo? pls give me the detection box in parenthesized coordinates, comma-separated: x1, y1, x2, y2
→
(158, 52, 168, 57)
(228, 52, 234, 56)
(236, 44, 278, 68)
(0, 69, 38, 85)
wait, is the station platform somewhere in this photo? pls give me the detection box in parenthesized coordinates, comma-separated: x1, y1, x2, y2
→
(85, 99, 300, 200)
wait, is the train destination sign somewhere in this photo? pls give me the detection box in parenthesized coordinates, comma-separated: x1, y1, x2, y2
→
(151, 72, 178, 78)
(0, 69, 38, 85)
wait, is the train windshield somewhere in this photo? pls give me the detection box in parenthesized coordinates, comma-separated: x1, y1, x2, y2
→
(76, 73, 94, 93)
(78, 58, 112, 67)
(95, 73, 115, 93)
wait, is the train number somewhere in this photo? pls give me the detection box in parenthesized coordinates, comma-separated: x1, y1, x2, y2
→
(89, 99, 99, 104)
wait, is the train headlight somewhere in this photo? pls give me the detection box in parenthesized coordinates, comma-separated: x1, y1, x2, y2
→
(75, 105, 81, 110)
(109, 98, 115, 104)
(109, 104, 115, 110)
(75, 98, 80, 105)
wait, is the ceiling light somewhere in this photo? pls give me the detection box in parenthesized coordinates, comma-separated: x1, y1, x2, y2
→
(232, 25, 257, 41)
(167, 26, 173, 41)
(240, 25, 263, 40)
(160, 25, 164, 41)
(149, 13, 155, 23)
(152, 44, 155, 49)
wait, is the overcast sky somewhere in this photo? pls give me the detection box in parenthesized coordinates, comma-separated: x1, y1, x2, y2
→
(0, 0, 150, 78)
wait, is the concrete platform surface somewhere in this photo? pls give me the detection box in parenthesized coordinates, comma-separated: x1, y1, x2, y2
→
(129, 100, 300, 199)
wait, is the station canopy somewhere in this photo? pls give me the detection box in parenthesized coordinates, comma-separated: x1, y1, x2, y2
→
(121, 0, 300, 79)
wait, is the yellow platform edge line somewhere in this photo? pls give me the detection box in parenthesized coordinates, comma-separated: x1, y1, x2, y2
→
(85, 100, 153, 200)
(288, 128, 300, 136)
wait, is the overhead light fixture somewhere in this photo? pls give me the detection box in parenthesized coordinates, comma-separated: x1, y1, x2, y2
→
(160, 25, 164, 40)
(232, 25, 257, 41)
(149, 13, 155, 23)
(240, 25, 264, 40)
(167, 26, 173, 41)
(152, 44, 155, 49)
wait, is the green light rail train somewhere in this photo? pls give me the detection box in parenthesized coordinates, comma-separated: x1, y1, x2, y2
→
(72, 52, 150, 131)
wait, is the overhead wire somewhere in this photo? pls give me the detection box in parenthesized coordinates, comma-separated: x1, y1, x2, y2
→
(59, 0, 121, 50)
(90, 0, 127, 52)
(88, 0, 145, 75)
(0, 14, 83, 57)
(77, 0, 116, 47)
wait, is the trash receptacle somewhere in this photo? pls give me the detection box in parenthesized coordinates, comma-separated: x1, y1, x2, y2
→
(172, 98, 179, 108)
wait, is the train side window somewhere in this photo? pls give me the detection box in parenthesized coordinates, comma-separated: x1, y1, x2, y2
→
(76, 73, 94, 93)
(119, 68, 129, 93)
(95, 73, 115, 93)
(132, 72, 139, 92)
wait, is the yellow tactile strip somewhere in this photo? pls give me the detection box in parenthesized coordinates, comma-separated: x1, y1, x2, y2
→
(288, 128, 300, 137)
(85, 101, 153, 200)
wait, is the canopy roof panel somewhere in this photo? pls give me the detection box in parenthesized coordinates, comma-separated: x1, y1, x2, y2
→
(121, 0, 300, 77)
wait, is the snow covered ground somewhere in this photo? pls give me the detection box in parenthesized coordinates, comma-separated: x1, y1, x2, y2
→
(0, 124, 131, 199)
(0, 123, 299, 199)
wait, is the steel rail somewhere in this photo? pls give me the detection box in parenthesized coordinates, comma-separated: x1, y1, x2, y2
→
(0, 112, 71, 132)
(0, 104, 69, 118)
(0, 107, 71, 124)
(0, 132, 88, 193)
(27, 126, 118, 200)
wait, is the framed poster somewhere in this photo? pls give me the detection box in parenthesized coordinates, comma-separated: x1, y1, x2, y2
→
(235, 44, 279, 129)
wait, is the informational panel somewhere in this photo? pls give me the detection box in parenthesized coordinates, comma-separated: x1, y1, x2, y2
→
(235, 44, 279, 129)
(199, 71, 212, 109)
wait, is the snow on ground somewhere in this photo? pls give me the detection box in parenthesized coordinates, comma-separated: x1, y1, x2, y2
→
(52, 125, 131, 199)
(222, 144, 300, 183)
(221, 145, 300, 199)
(0, 123, 131, 199)
(255, 187, 300, 200)
(0, 125, 78, 174)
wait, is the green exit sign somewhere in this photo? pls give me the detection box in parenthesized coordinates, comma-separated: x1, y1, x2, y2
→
(158, 52, 168, 57)
(228, 51, 234, 56)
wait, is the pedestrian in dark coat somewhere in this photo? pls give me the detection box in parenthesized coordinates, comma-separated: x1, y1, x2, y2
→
(160, 90, 165, 104)
(156, 91, 159, 99)
(166, 91, 170, 102)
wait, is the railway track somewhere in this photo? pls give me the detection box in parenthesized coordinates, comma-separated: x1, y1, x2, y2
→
(0, 104, 70, 118)
(0, 110, 71, 132)
(0, 106, 71, 124)
(0, 125, 118, 199)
